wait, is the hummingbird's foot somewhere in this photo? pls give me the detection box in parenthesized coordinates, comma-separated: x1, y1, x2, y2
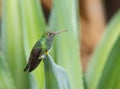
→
(45, 51, 49, 55)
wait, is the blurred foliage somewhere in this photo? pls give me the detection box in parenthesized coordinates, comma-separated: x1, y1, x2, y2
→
(85, 10, 120, 89)
(1, 0, 83, 89)
(0, 52, 15, 89)
(2, 0, 30, 89)
(1, 0, 120, 89)
(49, 0, 83, 89)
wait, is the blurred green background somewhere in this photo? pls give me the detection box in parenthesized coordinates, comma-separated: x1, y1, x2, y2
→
(0, 0, 120, 89)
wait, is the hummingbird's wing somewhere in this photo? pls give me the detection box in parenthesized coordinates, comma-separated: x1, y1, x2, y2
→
(24, 41, 44, 72)
(24, 47, 43, 72)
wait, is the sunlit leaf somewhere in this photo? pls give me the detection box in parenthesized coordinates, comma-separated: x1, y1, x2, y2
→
(0, 52, 16, 89)
(97, 36, 120, 89)
(1, 0, 83, 89)
(19, 0, 46, 89)
(85, 10, 120, 89)
(49, 0, 84, 89)
(2, 0, 30, 89)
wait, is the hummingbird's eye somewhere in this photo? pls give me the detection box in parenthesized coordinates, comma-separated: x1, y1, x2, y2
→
(48, 33, 53, 37)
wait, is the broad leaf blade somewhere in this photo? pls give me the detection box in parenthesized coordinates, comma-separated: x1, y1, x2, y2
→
(0, 52, 16, 89)
(44, 54, 71, 89)
(97, 35, 120, 89)
(2, 0, 30, 89)
(85, 10, 120, 89)
(49, 0, 84, 89)
(19, 0, 46, 89)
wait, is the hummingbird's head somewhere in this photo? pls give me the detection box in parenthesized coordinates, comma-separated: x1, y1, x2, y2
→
(43, 30, 68, 50)
(46, 32, 56, 38)
(43, 29, 68, 39)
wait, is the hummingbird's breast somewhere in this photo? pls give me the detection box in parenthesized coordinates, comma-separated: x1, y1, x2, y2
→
(46, 38, 53, 51)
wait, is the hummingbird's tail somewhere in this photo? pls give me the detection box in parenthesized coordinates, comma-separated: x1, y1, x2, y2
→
(24, 59, 42, 72)
(24, 63, 30, 72)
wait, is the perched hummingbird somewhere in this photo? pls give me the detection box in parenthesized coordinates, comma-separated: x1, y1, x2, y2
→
(24, 30, 68, 72)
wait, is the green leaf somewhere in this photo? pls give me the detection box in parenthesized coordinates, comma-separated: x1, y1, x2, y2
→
(97, 36, 120, 89)
(19, 0, 46, 89)
(19, 0, 46, 53)
(44, 54, 71, 89)
(0, 52, 16, 89)
(1, 0, 83, 89)
(85, 10, 120, 89)
(19, 0, 46, 58)
(49, 0, 84, 89)
(1, 0, 30, 89)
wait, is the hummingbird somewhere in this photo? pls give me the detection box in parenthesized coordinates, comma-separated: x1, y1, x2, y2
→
(24, 30, 68, 72)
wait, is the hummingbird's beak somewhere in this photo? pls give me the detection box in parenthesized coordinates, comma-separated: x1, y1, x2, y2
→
(54, 30, 68, 35)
